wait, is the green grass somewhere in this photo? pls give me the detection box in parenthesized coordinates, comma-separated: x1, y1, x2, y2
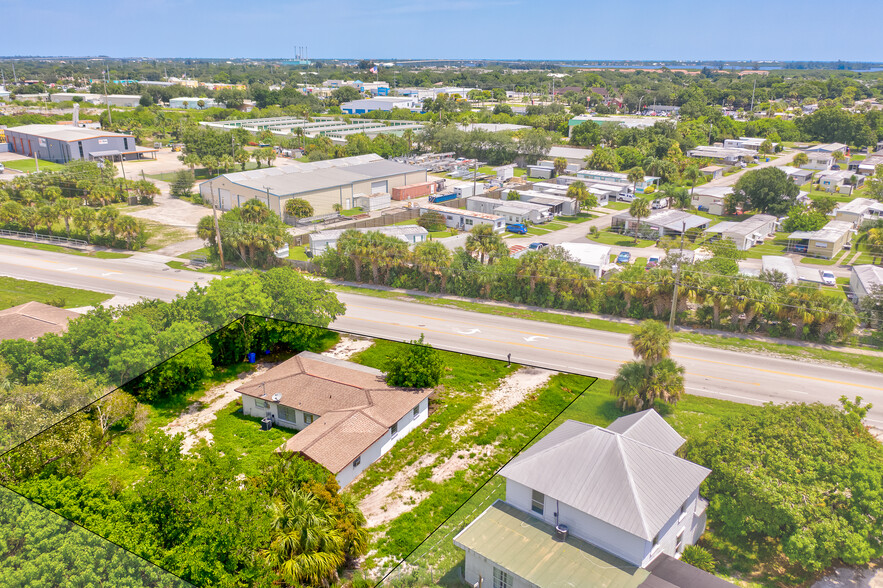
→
(340, 208, 364, 217)
(428, 230, 457, 239)
(539, 222, 567, 231)
(557, 213, 594, 223)
(741, 233, 791, 259)
(165, 260, 242, 275)
(2, 158, 65, 173)
(525, 226, 550, 236)
(586, 230, 656, 248)
(603, 201, 631, 210)
(139, 219, 197, 252)
(799, 256, 837, 265)
(0, 276, 112, 310)
(180, 247, 210, 260)
(206, 402, 298, 476)
(0, 236, 132, 258)
(288, 245, 309, 261)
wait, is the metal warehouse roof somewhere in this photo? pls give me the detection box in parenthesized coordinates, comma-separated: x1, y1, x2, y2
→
(453, 501, 651, 588)
(499, 418, 710, 541)
(6, 124, 133, 142)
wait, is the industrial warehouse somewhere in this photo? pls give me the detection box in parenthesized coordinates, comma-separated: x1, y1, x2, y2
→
(198, 153, 427, 216)
(4, 124, 158, 163)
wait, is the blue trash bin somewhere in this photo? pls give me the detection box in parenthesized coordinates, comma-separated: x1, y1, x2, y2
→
(247, 352, 256, 363)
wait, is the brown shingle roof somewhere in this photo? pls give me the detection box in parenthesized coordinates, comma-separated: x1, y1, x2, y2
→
(237, 352, 432, 474)
(0, 301, 79, 341)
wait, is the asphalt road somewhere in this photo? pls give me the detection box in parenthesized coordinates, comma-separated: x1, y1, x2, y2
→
(332, 293, 883, 427)
(2, 244, 881, 426)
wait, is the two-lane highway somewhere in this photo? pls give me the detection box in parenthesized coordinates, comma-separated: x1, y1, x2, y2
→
(2, 243, 881, 426)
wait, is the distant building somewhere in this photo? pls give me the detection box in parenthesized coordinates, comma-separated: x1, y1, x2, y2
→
(777, 165, 813, 185)
(690, 186, 732, 215)
(467, 196, 554, 224)
(802, 143, 849, 170)
(340, 97, 420, 114)
(832, 198, 883, 227)
(169, 97, 221, 109)
(4, 124, 156, 163)
(307, 225, 428, 257)
(576, 169, 660, 193)
(419, 203, 504, 232)
(687, 145, 754, 165)
(49, 93, 141, 107)
(699, 165, 724, 180)
(704, 214, 778, 250)
(816, 169, 864, 194)
(723, 137, 776, 152)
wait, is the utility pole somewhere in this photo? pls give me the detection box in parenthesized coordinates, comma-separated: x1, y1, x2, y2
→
(668, 221, 687, 330)
(749, 77, 757, 114)
(103, 61, 112, 126)
(34, 152, 39, 173)
(212, 188, 225, 269)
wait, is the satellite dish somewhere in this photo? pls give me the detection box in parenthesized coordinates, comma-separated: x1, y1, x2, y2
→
(271, 393, 282, 402)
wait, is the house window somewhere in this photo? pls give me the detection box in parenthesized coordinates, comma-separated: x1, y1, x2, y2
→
(390, 422, 398, 436)
(353, 456, 361, 468)
(254, 398, 269, 409)
(303, 412, 315, 425)
(413, 404, 420, 417)
(676, 528, 685, 552)
(493, 567, 512, 588)
(531, 490, 544, 515)
(278, 405, 297, 424)
(466, 218, 473, 225)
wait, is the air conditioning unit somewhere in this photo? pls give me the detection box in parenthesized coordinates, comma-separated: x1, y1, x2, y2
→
(271, 393, 282, 402)
(554, 524, 569, 542)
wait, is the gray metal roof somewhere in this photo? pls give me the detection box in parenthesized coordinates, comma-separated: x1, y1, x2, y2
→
(6, 124, 133, 142)
(232, 159, 418, 197)
(309, 225, 427, 242)
(615, 210, 709, 232)
(788, 220, 852, 243)
(704, 214, 776, 239)
(499, 419, 710, 541)
(606, 410, 685, 454)
(853, 265, 883, 291)
(761, 256, 798, 283)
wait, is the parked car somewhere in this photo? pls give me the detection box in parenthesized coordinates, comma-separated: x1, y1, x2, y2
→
(617, 251, 631, 264)
(794, 244, 808, 253)
(820, 271, 836, 286)
(506, 223, 528, 235)
(528, 242, 549, 250)
(617, 193, 636, 203)
(651, 198, 668, 210)
(646, 256, 659, 270)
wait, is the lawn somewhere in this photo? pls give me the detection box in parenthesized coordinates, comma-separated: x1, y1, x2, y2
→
(525, 226, 550, 236)
(341, 208, 364, 217)
(586, 229, 656, 248)
(3, 158, 65, 173)
(139, 219, 197, 252)
(557, 213, 594, 223)
(207, 401, 298, 476)
(0, 276, 112, 310)
(799, 256, 837, 266)
(288, 245, 309, 261)
(741, 233, 790, 259)
(539, 222, 567, 231)
(602, 201, 631, 211)
(180, 247, 210, 260)
(0, 236, 132, 259)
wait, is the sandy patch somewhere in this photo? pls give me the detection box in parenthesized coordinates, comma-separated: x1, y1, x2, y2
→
(359, 454, 438, 528)
(482, 367, 556, 414)
(323, 336, 375, 360)
(429, 445, 496, 484)
(162, 364, 274, 454)
(811, 564, 883, 588)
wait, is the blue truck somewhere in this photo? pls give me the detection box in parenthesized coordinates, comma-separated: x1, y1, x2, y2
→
(506, 223, 528, 235)
(429, 193, 457, 204)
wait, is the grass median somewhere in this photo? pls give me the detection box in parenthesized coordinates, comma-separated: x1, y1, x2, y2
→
(0, 276, 112, 310)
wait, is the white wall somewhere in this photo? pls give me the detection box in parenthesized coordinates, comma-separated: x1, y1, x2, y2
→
(462, 548, 536, 588)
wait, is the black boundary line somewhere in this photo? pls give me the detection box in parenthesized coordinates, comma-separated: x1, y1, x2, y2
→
(0, 313, 604, 587)
(373, 376, 598, 587)
(0, 315, 246, 460)
(0, 484, 195, 587)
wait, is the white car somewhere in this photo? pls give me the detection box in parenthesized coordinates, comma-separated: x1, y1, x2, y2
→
(617, 193, 636, 202)
(820, 271, 836, 286)
(651, 197, 669, 209)
(0, 163, 5, 174)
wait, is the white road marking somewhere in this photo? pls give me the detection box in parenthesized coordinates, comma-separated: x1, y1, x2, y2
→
(62, 267, 78, 272)
(523, 335, 548, 342)
(101, 272, 122, 276)
(788, 389, 809, 395)
(456, 328, 481, 335)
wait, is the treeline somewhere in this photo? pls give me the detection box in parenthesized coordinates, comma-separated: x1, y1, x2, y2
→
(417, 124, 555, 165)
(0, 269, 345, 449)
(316, 230, 863, 343)
(0, 160, 157, 249)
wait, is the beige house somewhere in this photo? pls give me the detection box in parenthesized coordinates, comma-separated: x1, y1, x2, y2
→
(699, 165, 724, 180)
(788, 220, 853, 259)
(198, 154, 427, 217)
(690, 186, 732, 215)
(833, 198, 883, 227)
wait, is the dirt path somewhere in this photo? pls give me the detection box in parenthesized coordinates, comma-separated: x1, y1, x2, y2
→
(359, 454, 437, 528)
(322, 336, 375, 360)
(162, 364, 273, 454)
(482, 367, 557, 414)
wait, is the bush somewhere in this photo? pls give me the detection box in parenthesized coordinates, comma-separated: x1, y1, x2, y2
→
(681, 545, 715, 573)
(170, 169, 195, 199)
(384, 335, 444, 388)
(417, 210, 446, 232)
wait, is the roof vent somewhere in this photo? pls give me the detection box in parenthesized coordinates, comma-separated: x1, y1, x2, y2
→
(271, 393, 282, 402)
(554, 524, 569, 542)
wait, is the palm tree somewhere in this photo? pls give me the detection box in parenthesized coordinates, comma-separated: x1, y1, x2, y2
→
(234, 149, 250, 171)
(115, 215, 142, 250)
(629, 320, 672, 368)
(612, 361, 647, 411)
(19, 206, 39, 234)
(683, 165, 701, 198)
(97, 207, 120, 241)
(261, 489, 345, 587)
(627, 166, 645, 196)
(412, 240, 451, 292)
(54, 198, 78, 237)
(72, 206, 97, 242)
(219, 154, 236, 174)
(37, 204, 57, 233)
(180, 153, 201, 172)
(792, 152, 809, 168)
(856, 221, 883, 265)
(628, 197, 651, 244)
(466, 224, 507, 265)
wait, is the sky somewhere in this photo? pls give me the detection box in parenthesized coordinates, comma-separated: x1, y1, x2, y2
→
(4, 0, 883, 62)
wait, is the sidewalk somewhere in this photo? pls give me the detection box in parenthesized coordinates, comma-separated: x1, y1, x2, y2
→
(330, 280, 883, 359)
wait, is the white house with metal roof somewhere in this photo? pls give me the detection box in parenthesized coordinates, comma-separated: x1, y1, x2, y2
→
(833, 198, 883, 227)
(454, 411, 714, 588)
(612, 209, 710, 239)
(419, 203, 504, 232)
(703, 214, 778, 250)
(851, 265, 883, 301)
(557, 242, 612, 277)
(307, 225, 428, 256)
(802, 143, 849, 170)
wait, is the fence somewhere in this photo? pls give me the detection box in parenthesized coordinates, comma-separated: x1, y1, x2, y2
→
(0, 228, 88, 249)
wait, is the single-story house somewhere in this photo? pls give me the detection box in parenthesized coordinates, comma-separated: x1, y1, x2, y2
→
(699, 165, 724, 180)
(703, 214, 778, 250)
(802, 143, 849, 170)
(758, 256, 825, 284)
(833, 198, 883, 227)
(851, 265, 883, 301)
(788, 220, 853, 259)
(308, 225, 428, 256)
(0, 301, 80, 342)
(575, 169, 660, 194)
(816, 169, 864, 194)
(690, 186, 733, 215)
(557, 242, 612, 277)
(493, 202, 554, 224)
(454, 411, 728, 588)
(546, 145, 593, 168)
(612, 209, 710, 239)
(723, 137, 776, 152)
(852, 154, 883, 176)
(419, 203, 504, 232)
(236, 351, 432, 487)
(687, 145, 755, 165)
(516, 190, 580, 216)
(777, 165, 814, 185)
